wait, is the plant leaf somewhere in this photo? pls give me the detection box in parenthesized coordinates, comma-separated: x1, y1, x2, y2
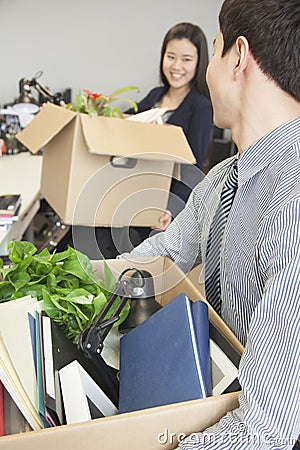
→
(110, 107, 123, 118)
(123, 98, 139, 112)
(103, 260, 116, 294)
(109, 86, 139, 97)
(7, 241, 37, 262)
(61, 258, 92, 282)
(65, 288, 94, 304)
(91, 291, 107, 322)
(8, 271, 31, 291)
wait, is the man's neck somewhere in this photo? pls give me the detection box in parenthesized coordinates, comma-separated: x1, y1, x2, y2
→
(232, 83, 300, 154)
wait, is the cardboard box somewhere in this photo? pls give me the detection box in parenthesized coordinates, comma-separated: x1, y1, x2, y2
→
(1, 257, 243, 450)
(16, 104, 196, 227)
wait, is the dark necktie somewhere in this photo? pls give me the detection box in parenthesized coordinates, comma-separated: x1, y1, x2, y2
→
(205, 158, 239, 315)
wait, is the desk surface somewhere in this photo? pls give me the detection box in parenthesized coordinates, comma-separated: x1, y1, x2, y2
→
(0, 152, 42, 255)
(0, 152, 42, 219)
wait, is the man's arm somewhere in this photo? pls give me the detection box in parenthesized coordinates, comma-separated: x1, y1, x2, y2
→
(178, 199, 300, 449)
(119, 158, 232, 273)
(118, 181, 207, 273)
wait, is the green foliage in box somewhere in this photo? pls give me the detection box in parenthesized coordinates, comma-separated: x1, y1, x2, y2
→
(0, 241, 129, 343)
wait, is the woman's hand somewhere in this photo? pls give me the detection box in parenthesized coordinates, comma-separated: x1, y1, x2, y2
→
(151, 210, 172, 231)
(40, 100, 66, 109)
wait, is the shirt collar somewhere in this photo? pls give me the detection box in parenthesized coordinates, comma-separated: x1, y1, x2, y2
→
(238, 116, 300, 186)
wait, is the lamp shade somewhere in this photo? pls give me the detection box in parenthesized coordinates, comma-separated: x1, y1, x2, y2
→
(118, 270, 162, 334)
(13, 78, 39, 114)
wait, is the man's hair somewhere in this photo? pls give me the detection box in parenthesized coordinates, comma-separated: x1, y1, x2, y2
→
(159, 22, 210, 99)
(219, 0, 300, 101)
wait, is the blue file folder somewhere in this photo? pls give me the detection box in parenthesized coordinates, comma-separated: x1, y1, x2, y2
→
(119, 293, 211, 413)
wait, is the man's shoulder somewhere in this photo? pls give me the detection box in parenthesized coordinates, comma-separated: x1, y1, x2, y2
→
(192, 156, 237, 201)
(206, 155, 237, 180)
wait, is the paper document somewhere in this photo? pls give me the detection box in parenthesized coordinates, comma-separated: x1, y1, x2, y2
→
(126, 107, 167, 124)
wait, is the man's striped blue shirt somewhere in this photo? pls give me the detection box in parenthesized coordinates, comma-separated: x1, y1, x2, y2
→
(121, 117, 300, 449)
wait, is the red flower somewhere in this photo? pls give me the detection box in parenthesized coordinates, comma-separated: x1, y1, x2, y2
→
(83, 89, 102, 100)
(91, 93, 102, 100)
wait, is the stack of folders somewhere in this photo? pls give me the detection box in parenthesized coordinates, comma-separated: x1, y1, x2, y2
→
(0, 296, 44, 430)
(38, 313, 118, 425)
(0, 296, 119, 431)
(119, 292, 241, 413)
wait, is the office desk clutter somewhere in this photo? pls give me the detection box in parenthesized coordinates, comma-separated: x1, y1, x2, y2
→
(0, 194, 22, 233)
(0, 194, 21, 218)
(1, 70, 64, 155)
(12, 72, 64, 115)
(0, 112, 24, 155)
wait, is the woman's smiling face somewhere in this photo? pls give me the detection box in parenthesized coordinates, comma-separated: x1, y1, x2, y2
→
(162, 38, 198, 90)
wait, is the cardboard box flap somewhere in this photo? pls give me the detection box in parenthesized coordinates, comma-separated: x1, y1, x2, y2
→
(80, 114, 196, 163)
(16, 103, 76, 153)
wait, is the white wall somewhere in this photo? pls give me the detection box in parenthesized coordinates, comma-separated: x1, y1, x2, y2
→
(0, 0, 222, 107)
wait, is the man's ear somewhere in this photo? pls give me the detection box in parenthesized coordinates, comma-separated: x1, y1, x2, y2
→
(234, 36, 250, 76)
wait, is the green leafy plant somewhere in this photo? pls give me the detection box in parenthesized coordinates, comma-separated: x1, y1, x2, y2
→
(0, 241, 130, 343)
(66, 86, 139, 117)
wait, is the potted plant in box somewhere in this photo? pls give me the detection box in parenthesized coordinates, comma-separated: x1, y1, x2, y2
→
(66, 86, 139, 117)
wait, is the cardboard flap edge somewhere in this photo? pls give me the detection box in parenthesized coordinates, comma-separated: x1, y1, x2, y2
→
(16, 103, 76, 154)
(80, 115, 196, 163)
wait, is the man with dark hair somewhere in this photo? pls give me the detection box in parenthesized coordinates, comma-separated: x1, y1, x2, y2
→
(119, 0, 300, 448)
(219, 0, 299, 101)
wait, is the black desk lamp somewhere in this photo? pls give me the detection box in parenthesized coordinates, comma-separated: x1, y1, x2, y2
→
(76, 268, 161, 405)
(79, 268, 161, 358)
(13, 70, 62, 114)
